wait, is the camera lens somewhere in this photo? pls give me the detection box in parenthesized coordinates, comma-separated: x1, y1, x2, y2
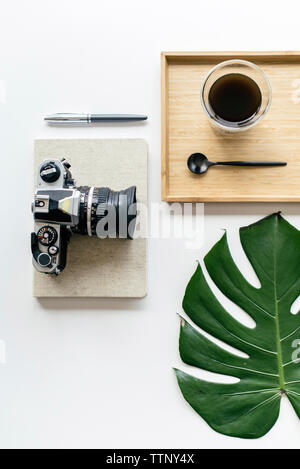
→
(75, 186, 137, 239)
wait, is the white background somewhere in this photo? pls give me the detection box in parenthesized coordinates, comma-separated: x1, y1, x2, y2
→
(0, 0, 300, 449)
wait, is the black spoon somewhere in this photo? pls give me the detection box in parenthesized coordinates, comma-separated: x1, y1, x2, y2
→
(187, 153, 287, 175)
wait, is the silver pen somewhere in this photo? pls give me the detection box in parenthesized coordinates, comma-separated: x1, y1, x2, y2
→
(44, 113, 148, 123)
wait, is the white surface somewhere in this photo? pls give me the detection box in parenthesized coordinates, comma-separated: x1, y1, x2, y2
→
(0, 0, 300, 449)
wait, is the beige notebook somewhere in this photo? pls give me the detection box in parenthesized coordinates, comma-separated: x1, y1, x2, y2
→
(33, 139, 148, 298)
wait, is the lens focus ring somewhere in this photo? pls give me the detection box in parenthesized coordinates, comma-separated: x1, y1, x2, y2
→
(96, 187, 109, 216)
(76, 185, 137, 238)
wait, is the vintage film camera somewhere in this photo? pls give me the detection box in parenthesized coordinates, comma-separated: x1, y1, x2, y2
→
(31, 158, 137, 275)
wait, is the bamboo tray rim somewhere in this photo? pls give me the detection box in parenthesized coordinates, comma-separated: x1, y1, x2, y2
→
(162, 50, 300, 62)
(161, 50, 300, 202)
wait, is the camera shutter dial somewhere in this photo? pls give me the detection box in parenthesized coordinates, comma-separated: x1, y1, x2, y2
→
(40, 162, 61, 183)
(37, 226, 58, 246)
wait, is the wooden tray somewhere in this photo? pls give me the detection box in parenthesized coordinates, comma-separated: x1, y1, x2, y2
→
(161, 51, 300, 202)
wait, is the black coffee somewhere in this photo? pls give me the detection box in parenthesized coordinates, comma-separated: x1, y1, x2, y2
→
(208, 73, 262, 124)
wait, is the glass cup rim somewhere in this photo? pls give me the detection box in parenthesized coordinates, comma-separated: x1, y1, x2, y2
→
(201, 59, 272, 131)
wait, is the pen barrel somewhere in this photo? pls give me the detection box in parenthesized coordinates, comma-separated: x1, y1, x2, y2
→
(90, 114, 147, 122)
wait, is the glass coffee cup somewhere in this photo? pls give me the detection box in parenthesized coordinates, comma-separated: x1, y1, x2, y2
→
(201, 60, 272, 132)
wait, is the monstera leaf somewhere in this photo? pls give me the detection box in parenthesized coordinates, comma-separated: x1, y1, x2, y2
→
(175, 213, 300, 439)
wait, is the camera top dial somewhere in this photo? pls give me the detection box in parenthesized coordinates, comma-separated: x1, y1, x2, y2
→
(37, 226, 58, 246)
(40, 162, 61, 183)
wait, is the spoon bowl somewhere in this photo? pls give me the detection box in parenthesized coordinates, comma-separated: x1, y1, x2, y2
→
(187, 153, 211, 174)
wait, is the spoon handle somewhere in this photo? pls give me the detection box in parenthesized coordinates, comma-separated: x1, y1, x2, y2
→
(216, 161, 287, 167)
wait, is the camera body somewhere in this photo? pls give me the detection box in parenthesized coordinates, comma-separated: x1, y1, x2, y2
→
(31, 158, 136, 275)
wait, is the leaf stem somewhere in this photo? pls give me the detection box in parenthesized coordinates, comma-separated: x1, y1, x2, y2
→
(274, 219, 285, 391)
